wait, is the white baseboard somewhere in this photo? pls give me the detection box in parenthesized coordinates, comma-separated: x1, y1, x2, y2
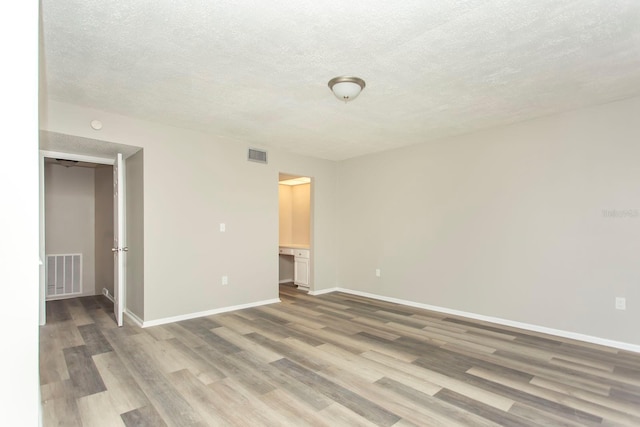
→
(46, 291, 96, 301)
(124, 309, 143, 327)
(141, 298, 281, 328)
(279, 279, 294, 284)
(309, 287, 339, 296)
(331, 287, 640, 354)
(102, 288, 115, 303)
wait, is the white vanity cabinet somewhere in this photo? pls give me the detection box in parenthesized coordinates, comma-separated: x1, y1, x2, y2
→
(293, 249, 310, 289)
(279, 246, 310, 291)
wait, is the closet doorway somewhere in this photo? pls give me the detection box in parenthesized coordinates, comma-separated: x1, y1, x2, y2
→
(43, 157, 114, 300)
(40, 151, 127, 326)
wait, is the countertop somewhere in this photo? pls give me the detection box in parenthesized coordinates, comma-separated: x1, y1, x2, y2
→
(279, 244, 310, 249)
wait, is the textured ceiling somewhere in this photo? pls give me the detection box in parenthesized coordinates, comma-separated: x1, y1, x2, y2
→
(41, 0, 640, 161)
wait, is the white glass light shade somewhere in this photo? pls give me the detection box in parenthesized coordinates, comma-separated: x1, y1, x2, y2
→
(331, 81, 362, 101)
(328, 77, 365, 102)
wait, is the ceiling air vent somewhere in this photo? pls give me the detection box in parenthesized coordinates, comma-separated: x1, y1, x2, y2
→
(248, 148, 268, 164)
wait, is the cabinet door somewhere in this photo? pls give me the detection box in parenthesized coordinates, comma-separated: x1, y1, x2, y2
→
(294, 257, 309, 287)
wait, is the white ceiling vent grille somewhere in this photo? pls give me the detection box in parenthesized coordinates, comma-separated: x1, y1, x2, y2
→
(248, 148, 268, 164)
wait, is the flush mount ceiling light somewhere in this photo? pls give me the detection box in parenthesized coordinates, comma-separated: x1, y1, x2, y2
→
(328, 76, 366, 102)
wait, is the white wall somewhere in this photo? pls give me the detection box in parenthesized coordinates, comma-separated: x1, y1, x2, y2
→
(41, 101, 339, 321)
(1, 0, 39, 424)
(45, 163, 97, 296)
(338, 96, 640, 346)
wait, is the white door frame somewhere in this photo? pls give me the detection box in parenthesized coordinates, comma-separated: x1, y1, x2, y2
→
(39, 150, 117, 325)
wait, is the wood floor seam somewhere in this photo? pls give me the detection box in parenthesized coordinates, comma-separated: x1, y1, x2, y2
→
(40, 287, 640, 426)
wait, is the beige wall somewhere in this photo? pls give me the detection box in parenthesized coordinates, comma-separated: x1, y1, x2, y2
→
(337, 96, 640, 346)
(42, 95, 640, 347)
(278, 183, 295, 283)
(278, 184, 293, 245)
(45, 163, 96, 296)
(42, 101, 339, 321)
(279, 183, 310, 246)
(126, 150, 145, 319)
(94, 165, 114, 296)
(292, 183, 311, 246)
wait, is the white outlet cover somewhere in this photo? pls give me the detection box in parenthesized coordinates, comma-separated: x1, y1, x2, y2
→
(375, 269, 381, 277)
(222, 275, 228, 285)
(615, 297, 626, 310)
(220, 223, 226, 232)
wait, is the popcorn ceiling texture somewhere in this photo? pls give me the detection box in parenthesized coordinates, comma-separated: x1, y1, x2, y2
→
(41, 0, 640, 161)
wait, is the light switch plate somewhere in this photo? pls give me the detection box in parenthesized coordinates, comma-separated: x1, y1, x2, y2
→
(220, 223, 226, 232)
(615, 297, 626, 310)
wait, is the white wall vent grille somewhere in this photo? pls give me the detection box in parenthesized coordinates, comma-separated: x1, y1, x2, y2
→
(248, 148, 268, 164)
(46, 254, 82, 298)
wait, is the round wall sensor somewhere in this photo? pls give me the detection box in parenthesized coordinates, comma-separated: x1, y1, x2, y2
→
(90, 120, 103, 130)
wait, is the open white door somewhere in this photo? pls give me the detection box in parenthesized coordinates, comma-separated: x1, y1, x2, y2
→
(113, 153, 126, 326)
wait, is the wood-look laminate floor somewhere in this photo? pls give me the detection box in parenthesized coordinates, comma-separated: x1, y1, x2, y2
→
(40, 284, 640, 426)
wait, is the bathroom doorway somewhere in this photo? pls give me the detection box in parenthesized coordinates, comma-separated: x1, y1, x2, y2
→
(278, 173, 312, 295)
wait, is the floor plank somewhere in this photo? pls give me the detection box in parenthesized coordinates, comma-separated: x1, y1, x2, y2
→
(40, 287, 640, 426)
(63, 345, 107, 398)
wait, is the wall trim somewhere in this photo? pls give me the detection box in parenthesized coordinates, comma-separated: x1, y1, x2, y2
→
(332, 288, 640, 354)
(140, 298, 281, 328)
(102, 288, 115, 303)
(40, 150, 115, 165)
(279, 279, 294, 284)
(124, 309, 143, 328)
(309, 287, 339, 296)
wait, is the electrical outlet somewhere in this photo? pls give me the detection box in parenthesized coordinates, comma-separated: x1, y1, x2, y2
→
(615, 297, 626, 310)
(220, 223, 226, 232)
(222, 275, 228, 286)
(375, 269, 381, 277)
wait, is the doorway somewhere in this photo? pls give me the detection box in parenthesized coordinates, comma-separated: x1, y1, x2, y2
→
(43, 157, 114, 303)
(278, 173, 312, 296)
(39, 150, 125, 326)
